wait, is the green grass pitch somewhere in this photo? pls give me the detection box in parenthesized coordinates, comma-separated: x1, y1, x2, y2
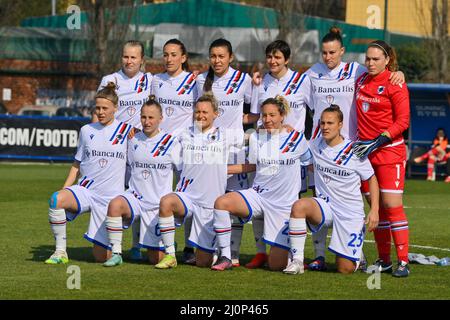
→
(0, 163, 449, 300)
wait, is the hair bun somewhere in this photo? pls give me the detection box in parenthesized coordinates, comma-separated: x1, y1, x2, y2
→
(105, 81, 116, 90)
(329, 26, 342, 35)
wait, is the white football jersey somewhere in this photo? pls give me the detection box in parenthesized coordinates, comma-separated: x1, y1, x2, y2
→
(248, 130, 312, 208)
(151, 71, 198, 135)
(306, 61, 366, 141)
(251, 69, 312, 132)
(98, 70, 152, 129)
(176, 126, 235, 208)
(74, 119, 131, 199)
(127, 130, 181, 210)
(196, 67, 253, 132)
(310, 137, 374, 219)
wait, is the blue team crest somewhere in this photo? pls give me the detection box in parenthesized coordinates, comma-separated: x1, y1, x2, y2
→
(264, 85, 268, 92)
(142, 170, 150, 180)
(127, 106, 137, 117)
(362, 102, 370, 113)
(134, 144, 138, 150)
(165, 106, 174, 117)
(89, 134, 94, 140)
(318, 73, 323, 78)
(99, 158, 108, 168)
(85, 148, 91, 159)
(326, 95, 334, 104)
(159, 82, 163, 88)
(377, 86, 385, 94)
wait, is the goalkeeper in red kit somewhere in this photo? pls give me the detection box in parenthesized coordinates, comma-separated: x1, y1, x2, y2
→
(353, 40, 411, 278)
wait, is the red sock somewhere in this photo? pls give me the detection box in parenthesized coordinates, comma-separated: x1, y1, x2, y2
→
(427, 157, 435, 178)
(373, 208, 391, 263)
(386, 206, 409, 263)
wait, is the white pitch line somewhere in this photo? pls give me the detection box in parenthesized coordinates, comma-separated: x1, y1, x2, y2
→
(319, 235, 450, 252)
(362, 239, 450, 252)
(404, 206, 450, 210)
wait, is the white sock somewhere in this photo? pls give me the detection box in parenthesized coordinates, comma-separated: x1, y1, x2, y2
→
(159, 216, 176, 256)
(49, 208, 67, 252)
(289, 218, 307, 262)
(184, 215, 193, 249)
(131, 217, 141, 249)
(312, 225, 328, 259)
(230, 216, 243, 259)
(213, 209, 232, 259)
(252, 217, 266, 254)
(106, 216, 123, 254)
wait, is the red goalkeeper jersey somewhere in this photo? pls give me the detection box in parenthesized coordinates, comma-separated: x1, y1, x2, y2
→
(355, 70, 410, 165)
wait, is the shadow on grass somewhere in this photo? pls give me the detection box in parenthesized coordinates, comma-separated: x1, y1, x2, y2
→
(28, 245, 154, 265)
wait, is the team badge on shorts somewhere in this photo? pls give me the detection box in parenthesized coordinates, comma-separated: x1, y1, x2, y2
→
(377, 86, 385, 94)
(142, 170, 150, 180)
(127, 106, 136, 117)
(165, 106, 174, 117)
(362, 102, 370, 113)
(99, 158, 108, 168)
(326, 95, 334, 104)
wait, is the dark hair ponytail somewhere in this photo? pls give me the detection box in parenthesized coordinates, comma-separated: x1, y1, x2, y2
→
(163, 38, 190, 71)
(203, 38, 233, 92)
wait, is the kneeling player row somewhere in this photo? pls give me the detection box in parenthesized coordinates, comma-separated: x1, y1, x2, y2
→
(45, 85, 380, 275)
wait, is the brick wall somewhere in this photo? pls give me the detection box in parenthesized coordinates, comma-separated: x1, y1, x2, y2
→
(0, 58, 307, 114)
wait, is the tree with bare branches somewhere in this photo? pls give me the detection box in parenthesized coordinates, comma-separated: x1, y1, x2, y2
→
(415, 0, 449, 83)
(77, 0, 137, 80)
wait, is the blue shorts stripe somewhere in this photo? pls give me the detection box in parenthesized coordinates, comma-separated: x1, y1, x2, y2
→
(235, 191, 253, 224)
(262, 238, 290, 251)
(139, 243, 165, 251)
(119, 195, 135, 230)
(64, 187, 82, 220)
(328, 247, 359, 262)
(83, 234, 111, 251)
(187, 240, 215, 254)
(306, 198, 325, 233)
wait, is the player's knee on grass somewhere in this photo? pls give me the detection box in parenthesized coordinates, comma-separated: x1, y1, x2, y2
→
(93, 245, 111, 263)
(336, 257, 356, 274)
(147, 250, 164, 265)
(195, 250, 213, 267)
(268, 247, 288, 271)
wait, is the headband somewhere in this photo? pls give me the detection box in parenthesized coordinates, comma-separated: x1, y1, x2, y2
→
(369, 42, 389, 57)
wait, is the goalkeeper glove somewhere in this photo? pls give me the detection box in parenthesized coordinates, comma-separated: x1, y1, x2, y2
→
(352, 133, 391, 159)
